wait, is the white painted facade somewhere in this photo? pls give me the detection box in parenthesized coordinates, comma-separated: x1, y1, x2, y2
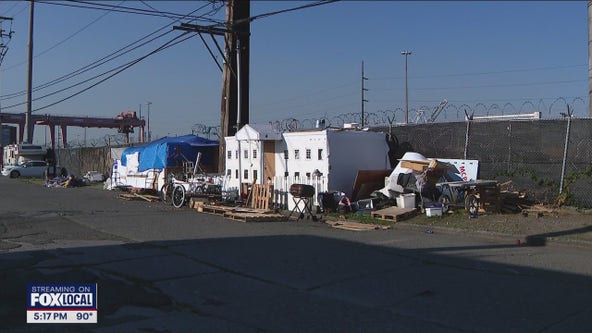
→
(224, 125, 390, 203)
(280, 129, 389, 197)
(224, 123, 282, 192)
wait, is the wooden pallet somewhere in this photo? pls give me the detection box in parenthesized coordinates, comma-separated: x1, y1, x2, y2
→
(371, 206, 418, 222)
(224, 211, 287, 223)
(250, 184, 273, 210)
(194, 202, 286, 222)
(197, 204, 230, 215)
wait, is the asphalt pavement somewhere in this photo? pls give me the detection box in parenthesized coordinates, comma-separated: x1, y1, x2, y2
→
(1, 176, 591, 332)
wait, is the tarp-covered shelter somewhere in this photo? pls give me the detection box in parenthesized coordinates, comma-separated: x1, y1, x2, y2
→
(121, 135, 219, 172)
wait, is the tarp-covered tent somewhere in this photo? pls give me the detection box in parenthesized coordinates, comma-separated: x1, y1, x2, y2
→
(121, 135, 219, 172)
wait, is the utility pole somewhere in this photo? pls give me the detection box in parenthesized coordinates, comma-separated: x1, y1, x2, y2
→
(401, 50, 412, 125)
(25, 0, 34, 144)
(173, 0, 250, 173)
(588, 1, 592, 116)
(138, 103, 142, 142)
(0, 15, 14, 167)
(220, 0, 250, 172)
(147, 101, 151, 142)
(361, 61, 368, 127)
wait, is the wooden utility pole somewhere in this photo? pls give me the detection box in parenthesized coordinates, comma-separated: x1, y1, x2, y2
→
(588, 1, 592, 116)
(219, 0, 250, 172)
(174, 0, 250, 172)
(25, 0, 34, 144)
(0, 15, 14, 167)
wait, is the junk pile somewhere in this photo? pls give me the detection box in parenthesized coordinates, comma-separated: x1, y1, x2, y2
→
(45, 175, 86, 188)
(189, 183, 286, 222)
(359, 152, 506, 219)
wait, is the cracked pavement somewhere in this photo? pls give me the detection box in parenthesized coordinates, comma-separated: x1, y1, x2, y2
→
(1, 177, 591, 332)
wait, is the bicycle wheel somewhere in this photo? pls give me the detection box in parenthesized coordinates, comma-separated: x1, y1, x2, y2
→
(172, 185, 186, 208)
(160, 184, 173, 203)
(465, 193, 479, 218)
(438, 194, 451, 214)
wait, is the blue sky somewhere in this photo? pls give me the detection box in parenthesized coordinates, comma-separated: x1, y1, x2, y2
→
(0, 1, 588, 145)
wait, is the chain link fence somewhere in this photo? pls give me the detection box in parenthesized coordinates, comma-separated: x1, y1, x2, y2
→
(375, 118, 592, 208)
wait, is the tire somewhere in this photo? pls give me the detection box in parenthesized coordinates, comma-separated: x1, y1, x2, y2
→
(465, 193, 479, 218)
(10, 170, 20, 178)
(172, 185, 186, 208)
(160, 184, 173, 204)
(438, 194, 451, 214)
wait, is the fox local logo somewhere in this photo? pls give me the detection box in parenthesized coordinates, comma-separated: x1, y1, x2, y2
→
(28, 284, 96, 308)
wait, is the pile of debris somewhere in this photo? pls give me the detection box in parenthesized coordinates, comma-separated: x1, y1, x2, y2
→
(45, 175, 86, 188)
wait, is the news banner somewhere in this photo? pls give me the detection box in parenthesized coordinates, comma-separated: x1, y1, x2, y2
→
(26, 283, 97, 323)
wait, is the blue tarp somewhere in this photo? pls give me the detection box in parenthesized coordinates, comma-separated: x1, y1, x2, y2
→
(121, 135, 218, 172)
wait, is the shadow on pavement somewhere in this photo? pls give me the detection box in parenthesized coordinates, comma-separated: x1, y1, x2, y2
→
(525, 225, 592, 246)
(1, 234, 592, 333)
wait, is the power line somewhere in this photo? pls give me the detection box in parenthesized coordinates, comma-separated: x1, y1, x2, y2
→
(1, 29, 176, 101)
(31, 32, 195, 113)
(37, 0, 224, 25)
(244, 0, 341, 23)
(1, 5, 209, 100)
(2, 2, 20, 14)
(140, 0, 224, 22)
(3, 0, 125, 72)
(4, 3, 28, 18)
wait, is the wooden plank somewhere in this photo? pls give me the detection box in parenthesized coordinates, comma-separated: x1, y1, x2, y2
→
(371, 206, 418, 222)
(263, 141, 275, 183)
(198, 205, 231, 215)
(195, 203, 283, 222)
(118, 193, 159, 202)
(250, 184, 273, 210)
(326, 220, 390, 231)
(189, 197, 208, 209)
(224, 212, 287, 223)
(400, 160, 430, 172)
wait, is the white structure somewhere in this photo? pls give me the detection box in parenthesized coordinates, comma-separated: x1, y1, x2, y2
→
(224, 125, 390, 209)
(224, 123, 283, 191)
(3, 143, 47, 166)
(279, 129, 389, 196)
(110, 151, 161, 190)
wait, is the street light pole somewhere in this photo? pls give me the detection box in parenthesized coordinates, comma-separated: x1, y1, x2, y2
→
(147, 101, 151, 142)
(401, 50, 412, 125)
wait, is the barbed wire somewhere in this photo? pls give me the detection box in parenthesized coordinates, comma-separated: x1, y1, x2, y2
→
(188, 97, 589, 136)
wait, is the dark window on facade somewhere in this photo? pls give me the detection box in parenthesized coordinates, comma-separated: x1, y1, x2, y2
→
(318, 149, 323, 160)
(306, 149, 311, 160)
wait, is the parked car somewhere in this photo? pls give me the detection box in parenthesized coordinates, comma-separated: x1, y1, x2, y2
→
(1, 160, 53, 178)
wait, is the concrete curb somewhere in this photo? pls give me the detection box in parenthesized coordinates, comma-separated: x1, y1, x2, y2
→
(394, 221, 592, 248)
